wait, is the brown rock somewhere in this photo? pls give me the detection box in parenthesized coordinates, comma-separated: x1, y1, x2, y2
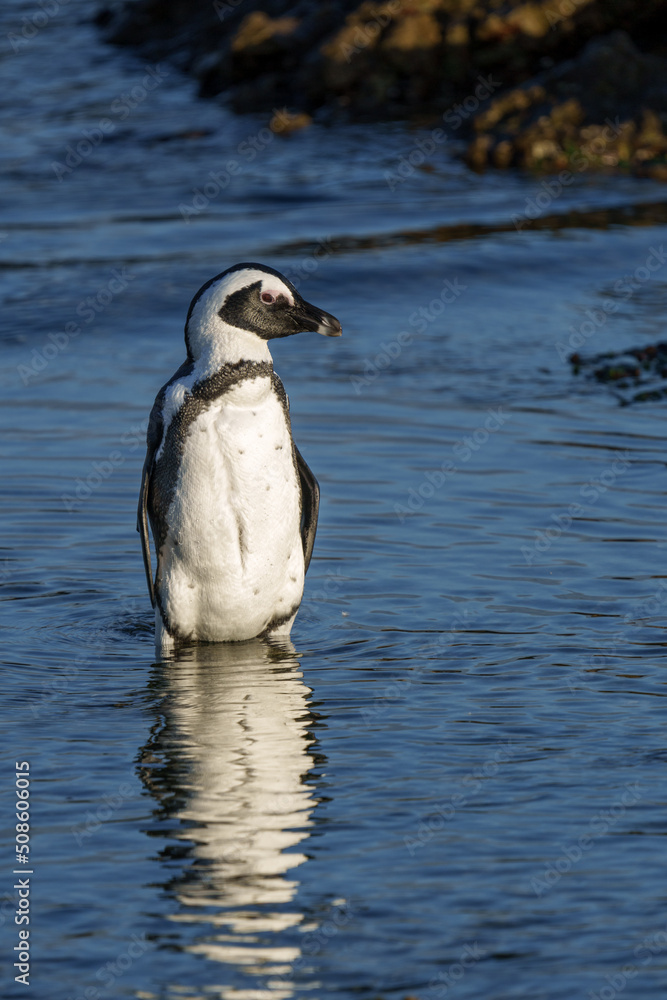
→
(232, 12, 300, 55)
(384, 11, 442, 50)
(466, 30, 667, 177)
(270, 108, 313, 133)
(101, 0, 667, 177)
(382, 12, 443, 73)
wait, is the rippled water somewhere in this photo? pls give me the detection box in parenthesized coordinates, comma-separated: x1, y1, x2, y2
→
(2, 2, 667, 998)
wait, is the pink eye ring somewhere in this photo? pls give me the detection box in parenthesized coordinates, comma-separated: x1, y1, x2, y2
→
(261, 291, 277, 304)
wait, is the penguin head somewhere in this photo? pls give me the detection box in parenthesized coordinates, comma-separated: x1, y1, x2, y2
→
(184, 263, 342, 365)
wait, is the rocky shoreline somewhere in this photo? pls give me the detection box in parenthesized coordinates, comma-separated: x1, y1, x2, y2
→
(98, 0, 667, 179)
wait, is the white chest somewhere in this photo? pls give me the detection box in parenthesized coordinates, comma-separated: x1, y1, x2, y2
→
(159, 377, 305, 641)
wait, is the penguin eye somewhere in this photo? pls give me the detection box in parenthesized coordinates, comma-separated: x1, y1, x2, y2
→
(261, 291, 277, 304)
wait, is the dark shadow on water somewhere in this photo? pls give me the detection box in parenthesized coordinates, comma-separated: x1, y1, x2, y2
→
(137, 636, 326, 996)
(266, 197, 667, 257)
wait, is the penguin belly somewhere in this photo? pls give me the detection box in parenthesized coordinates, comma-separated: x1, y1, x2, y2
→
(158, 379, 305, 642)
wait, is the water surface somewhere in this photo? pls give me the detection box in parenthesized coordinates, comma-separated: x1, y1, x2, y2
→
(2, 2, 667, 998)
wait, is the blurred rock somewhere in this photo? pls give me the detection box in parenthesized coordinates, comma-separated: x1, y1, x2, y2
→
(571, 342, 667, 404)
(467, 31, 667, 177)
(97, 0, 667, 177)
(269, 107, 312, 133)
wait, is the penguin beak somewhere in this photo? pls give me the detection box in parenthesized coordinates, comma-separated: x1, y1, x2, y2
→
(291, 297, 342, 337)
(316, 311, 343, 337)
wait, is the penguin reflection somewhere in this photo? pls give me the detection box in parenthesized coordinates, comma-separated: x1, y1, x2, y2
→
(139, 638, 319, 993)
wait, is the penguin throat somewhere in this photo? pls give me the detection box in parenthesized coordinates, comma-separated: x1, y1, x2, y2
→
(186, 318, 273, 374)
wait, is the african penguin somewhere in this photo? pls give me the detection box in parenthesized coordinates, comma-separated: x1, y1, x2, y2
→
(137, 262, 341, 647)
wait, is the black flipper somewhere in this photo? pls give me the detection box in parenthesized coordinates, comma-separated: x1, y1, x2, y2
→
(137, 398, 164, 609)
(294, 445, 320, 573)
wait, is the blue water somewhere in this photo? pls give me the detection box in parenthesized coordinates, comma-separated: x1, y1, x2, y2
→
(2, 2, 667, 998)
